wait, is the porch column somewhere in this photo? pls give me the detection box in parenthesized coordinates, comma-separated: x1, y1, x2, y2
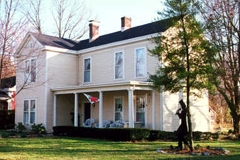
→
(74, 93, 78, 127)
(152, 91, 156, 130)
(99, 91, 103, 128)
(53, 94, 57, 126)
(128, 89, 134, 128)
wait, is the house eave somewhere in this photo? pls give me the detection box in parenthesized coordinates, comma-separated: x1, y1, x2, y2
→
(51, 81, 153, 94)
(42, 46, 78, 54)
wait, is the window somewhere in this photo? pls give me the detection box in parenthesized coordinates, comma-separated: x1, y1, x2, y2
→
(136, 96, 146, 127)
(84, 58, 91, 83)
(114, 51, 124, 79)
(24, 58, 36, 83)
(135, 48, 146, 77)
(24, 99, 36, 124)
(114, 97, 123, 121)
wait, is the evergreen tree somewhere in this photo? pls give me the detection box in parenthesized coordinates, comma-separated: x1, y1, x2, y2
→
(149, 0, 215, 150)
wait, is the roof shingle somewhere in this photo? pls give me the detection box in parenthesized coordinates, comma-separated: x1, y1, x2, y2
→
(31, 17, 177, 51)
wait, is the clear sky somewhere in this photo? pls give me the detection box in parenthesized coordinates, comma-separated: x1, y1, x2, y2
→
(84, 0, 163, 37)
(40, 0, 164, 39)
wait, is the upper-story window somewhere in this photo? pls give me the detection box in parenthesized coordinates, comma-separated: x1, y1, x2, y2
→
(114, 51, 124, 79)
(84, 57, 91, 83)
(135, 48, 146, 78)
(24, 58, 37, 83)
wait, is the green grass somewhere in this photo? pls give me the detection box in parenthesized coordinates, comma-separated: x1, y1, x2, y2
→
(0, 136, 239, 159)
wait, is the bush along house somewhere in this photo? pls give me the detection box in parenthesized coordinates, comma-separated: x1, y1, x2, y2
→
(14, 17, 211, 132)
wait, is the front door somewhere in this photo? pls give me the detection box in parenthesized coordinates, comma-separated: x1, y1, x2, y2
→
(84, 103, 91, 122)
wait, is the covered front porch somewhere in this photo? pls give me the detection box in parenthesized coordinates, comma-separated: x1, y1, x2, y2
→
(51, 81, 160, 129)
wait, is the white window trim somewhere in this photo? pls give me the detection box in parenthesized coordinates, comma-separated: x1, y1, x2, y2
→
(23, 98, 37, 125)
(134, 47, 147, 78)
(114, 50, 125, 80)
(113, 96, 124, 122)
(24, 58, 37, 83)
(82, 101, 92, 125)
(135, 94, 147, 128)
(83, 56, 92, 83)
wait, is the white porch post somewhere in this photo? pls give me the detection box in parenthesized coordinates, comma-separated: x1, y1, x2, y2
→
(53, 94, 57, 126)
(128, 89, 134, 128)
(152, 91, 156, 130)
(160, 92, 164, 131)
(74, 93, 78, 127)
(99, 91, 103, 128)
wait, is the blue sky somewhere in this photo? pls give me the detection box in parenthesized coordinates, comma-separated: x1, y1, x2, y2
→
(85, 0, 163, 36)
(40, 0, 164, 39)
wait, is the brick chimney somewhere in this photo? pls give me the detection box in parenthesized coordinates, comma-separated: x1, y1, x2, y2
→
(89, 20, 100, 42)
(121, 16, 131, 31)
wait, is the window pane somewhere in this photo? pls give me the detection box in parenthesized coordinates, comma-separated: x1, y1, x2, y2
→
(136, 112, 145, 126)
(136, 97, 145, 111)
(84, 59, 90, 70)
(31, 59, 36, 82)
(30, 112, 35, 123)
(84, 71, 90, 82)
(136, 48, 145, 77)
(115, 98, 122, 112)
(84, 59, 91, 82)
(25, 60, 30, 73)
(115, 66, 123, 79)
(115, 52, 123, 65)
(24, 112, 29, 124)
(115, 52, 123, 79)
(24, 100, 29, 111)
(30, 100, 36, 111)
(115, 113, 121, 121)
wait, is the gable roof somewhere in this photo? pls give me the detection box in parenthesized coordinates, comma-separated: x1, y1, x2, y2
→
(30, 17, 178, 51)
(31, 33, 77, 50)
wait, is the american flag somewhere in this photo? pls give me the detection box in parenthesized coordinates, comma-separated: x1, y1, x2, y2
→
(83, 93, 99, 104)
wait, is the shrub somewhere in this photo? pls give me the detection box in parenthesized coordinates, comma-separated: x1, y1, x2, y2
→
(228, 129, 233, 134)
(148, 130, 177, 141)
(53, 126, 150, 141)
(20, 133, 27, 138)
(212, 132, 219, 140)
(15, 122, 26, 132)
(31, 123, 46, 134)
(1, 132, 10, 138)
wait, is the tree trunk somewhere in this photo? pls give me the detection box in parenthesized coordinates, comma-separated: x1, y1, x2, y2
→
(232, 113, 239, 134)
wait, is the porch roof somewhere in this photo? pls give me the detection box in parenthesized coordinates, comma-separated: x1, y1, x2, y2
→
(51, 81, 154, 95)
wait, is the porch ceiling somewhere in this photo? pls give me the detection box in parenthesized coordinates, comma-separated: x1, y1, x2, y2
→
(51, 81, 153, 95)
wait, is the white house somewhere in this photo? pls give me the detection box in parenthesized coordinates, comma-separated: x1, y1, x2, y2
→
(15, 17, 211, 132)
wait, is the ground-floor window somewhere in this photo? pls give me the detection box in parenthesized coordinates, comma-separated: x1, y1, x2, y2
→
(136, 96, 146, 127)
(24, 99, 36, 124)
(114, 97, 123, 121)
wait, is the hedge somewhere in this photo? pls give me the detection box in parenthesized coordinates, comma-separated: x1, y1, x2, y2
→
(53, 126, 218, 141)
(53, 126, 150, 141)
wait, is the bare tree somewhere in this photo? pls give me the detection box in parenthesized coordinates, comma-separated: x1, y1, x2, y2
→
(20, 0, 43, 34)
(201, 0, 240, 133)
(51, 0, 90, 40)
(0, 0, 27, 88)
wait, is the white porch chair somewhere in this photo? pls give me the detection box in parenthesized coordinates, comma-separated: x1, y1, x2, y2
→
(109, 120, 128, 128)
(95, 120, 112, 128)
(83, 118, 95, 128)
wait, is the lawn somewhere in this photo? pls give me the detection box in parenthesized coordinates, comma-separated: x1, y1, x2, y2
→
(0, 136, 239, 160)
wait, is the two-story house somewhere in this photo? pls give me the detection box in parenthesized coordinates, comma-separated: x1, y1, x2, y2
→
(15, 17, 211, 132)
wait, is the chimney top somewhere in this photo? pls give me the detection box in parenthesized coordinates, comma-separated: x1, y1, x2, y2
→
(89, 20, 100, 42)
(121, 16, 131, 32)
